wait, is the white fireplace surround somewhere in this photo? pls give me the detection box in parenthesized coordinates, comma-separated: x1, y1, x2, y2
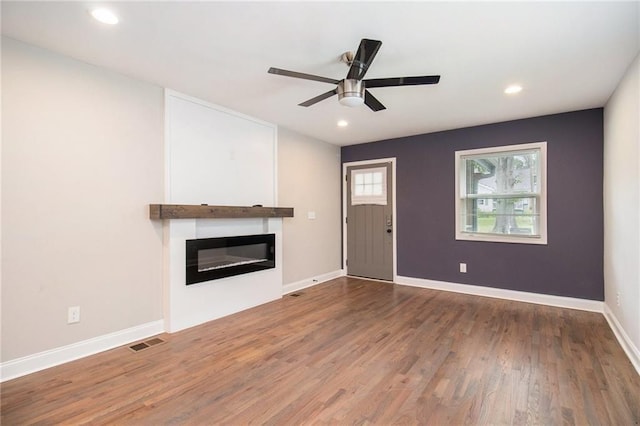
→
(163, 90, 281, 332)
(164, 218, 282, 332)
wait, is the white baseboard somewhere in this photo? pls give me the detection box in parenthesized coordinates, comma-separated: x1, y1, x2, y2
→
(395, 275, 604, 312)
(283, 269, 345, 295)
(603, 304, 640, 375)
(0, 320, 164, 382)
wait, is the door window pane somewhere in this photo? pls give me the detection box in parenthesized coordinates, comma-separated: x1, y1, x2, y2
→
(351, 167, 387, 205)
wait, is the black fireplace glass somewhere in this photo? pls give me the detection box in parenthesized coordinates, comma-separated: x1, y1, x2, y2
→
(185, 234, 275, 285)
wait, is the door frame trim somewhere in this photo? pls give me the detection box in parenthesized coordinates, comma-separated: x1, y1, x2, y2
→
(342, 158, 397, 282)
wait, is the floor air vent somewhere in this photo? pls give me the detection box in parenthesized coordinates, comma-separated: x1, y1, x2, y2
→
(129, 342, 149, 352)
(129, 337, 166, 352)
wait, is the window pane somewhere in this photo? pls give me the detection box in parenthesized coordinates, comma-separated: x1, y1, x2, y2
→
(461, 196, 539, 236)
(351, 166, 388, 206)
(464, 150, 539, 196)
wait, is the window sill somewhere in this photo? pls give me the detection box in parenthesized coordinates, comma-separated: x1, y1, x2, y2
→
(456, 232, 547, 245)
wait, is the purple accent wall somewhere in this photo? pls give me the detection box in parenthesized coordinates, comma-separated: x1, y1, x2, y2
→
(342, 109, 604, 300)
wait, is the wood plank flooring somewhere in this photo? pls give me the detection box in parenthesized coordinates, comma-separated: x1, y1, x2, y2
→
(2, 277, 639, 425)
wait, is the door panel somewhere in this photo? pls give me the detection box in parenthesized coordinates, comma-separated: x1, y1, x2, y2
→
(346, 162, 393, 281)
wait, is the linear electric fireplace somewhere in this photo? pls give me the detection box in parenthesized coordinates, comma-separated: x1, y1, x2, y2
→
(185, 233, 275, 285)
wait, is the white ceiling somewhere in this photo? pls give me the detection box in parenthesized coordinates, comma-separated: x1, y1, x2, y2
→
(2, 1, 639, 146)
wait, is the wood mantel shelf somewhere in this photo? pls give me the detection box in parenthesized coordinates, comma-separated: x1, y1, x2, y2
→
(149, 204, 294, 220)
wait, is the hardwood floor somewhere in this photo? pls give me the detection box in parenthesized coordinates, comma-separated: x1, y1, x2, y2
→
(2, 277, 639, 425)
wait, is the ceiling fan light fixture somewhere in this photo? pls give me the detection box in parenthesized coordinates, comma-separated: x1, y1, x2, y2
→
(339, 96, 365, 107)
(338, 79, 365, 107)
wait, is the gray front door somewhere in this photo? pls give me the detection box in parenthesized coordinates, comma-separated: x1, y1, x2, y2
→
(346, 162, 393, 281)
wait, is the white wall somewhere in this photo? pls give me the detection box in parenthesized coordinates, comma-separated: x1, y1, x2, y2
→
(603, 53, 640, 370)
(1, 38, 164, 362)
(165, 92, 276, 206)
(278, 127, 342, 287)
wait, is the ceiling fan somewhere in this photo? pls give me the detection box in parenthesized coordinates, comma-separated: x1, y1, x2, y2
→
(268, 38, 440, 112)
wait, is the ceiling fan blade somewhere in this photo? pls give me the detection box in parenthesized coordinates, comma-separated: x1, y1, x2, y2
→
(346, 39, 382, 80)
(364, 75, 441, 88)
(268, 67, 339, 85)
(364, 90, 386, 112)
(299, 89, 338, 107)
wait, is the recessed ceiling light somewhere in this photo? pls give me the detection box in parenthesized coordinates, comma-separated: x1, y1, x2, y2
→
(90, 8, 119, 25)
(337, 120, 348, 127)
(504, 84, 523, 95)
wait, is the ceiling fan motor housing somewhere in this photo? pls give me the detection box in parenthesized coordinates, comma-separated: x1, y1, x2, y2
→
(338, 79, 365, 107)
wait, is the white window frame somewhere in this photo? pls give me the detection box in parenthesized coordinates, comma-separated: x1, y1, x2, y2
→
(455, 141, 547, 245)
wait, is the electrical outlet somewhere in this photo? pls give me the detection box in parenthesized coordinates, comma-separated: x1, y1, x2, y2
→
(616, 291, 620, 307)
(68, 306, 80, 324)
(460, 263, 467, 273)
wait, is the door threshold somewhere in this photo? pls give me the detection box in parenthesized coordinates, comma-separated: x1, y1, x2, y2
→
(346, 275, 395, 284)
